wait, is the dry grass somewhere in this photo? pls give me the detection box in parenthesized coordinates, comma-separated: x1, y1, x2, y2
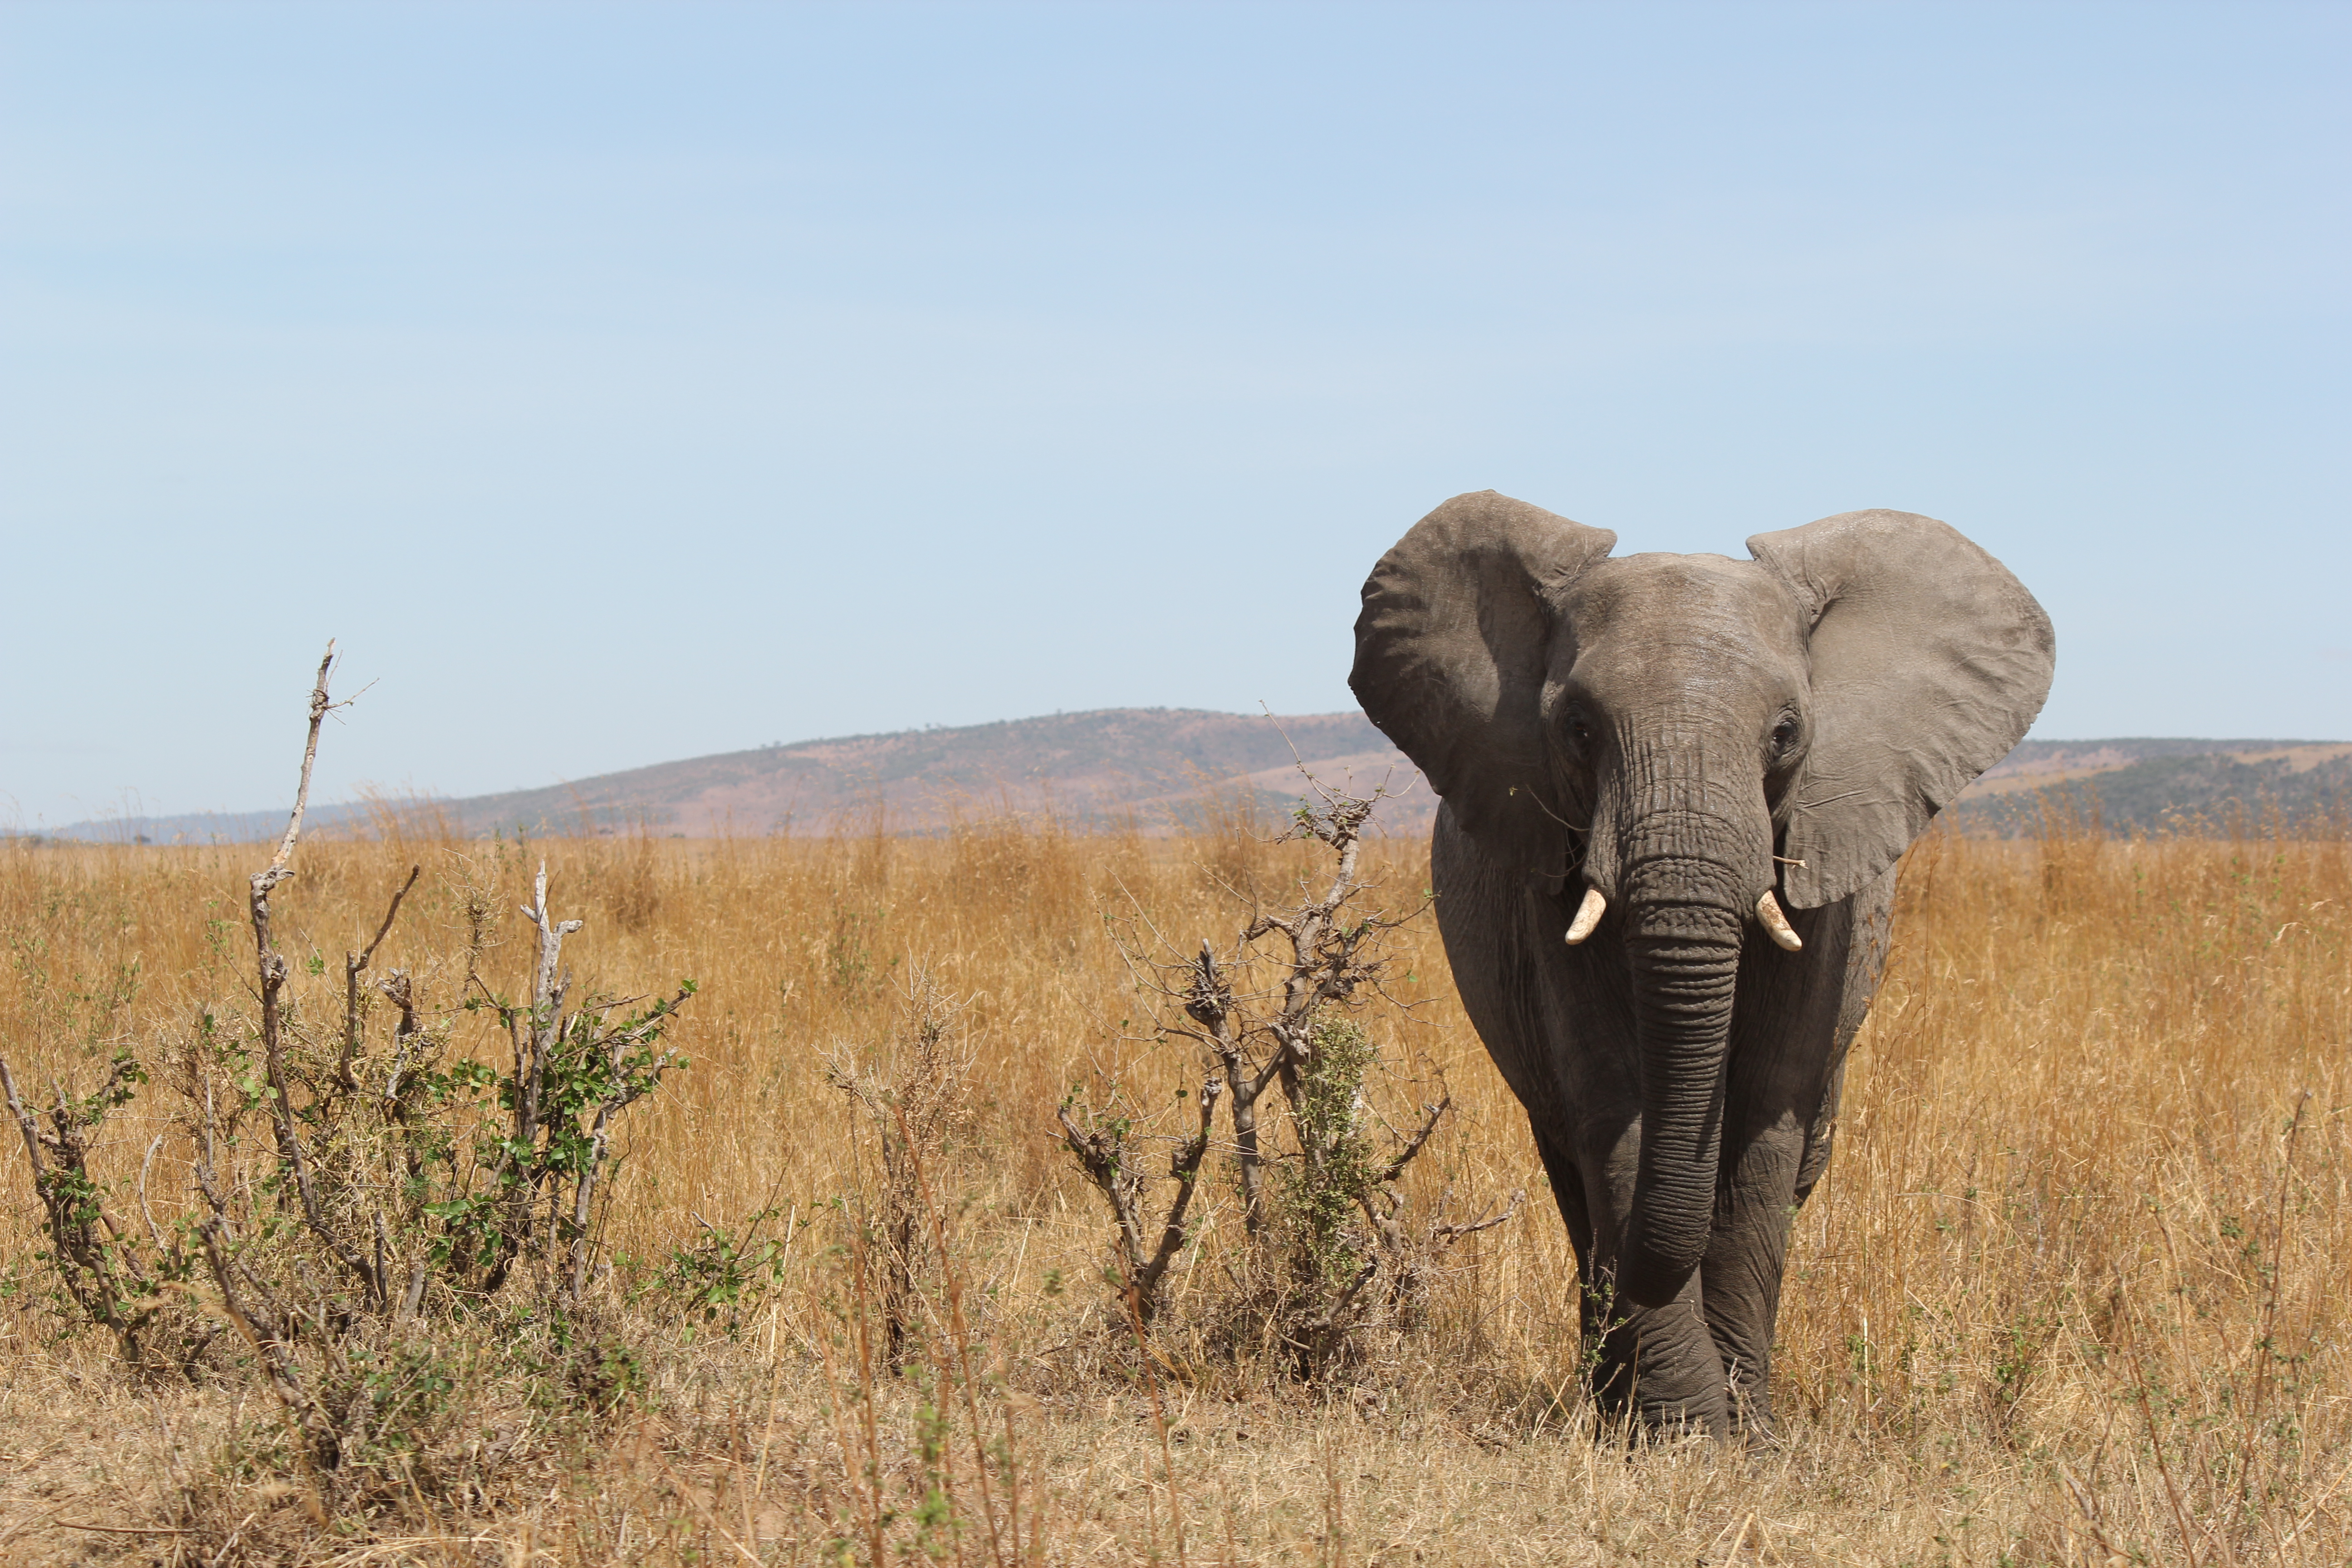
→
(0, 806, 2345, 1564)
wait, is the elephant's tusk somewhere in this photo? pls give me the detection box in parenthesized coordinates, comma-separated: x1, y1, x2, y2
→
(1757, 890, 1803, 952)
(1564, 887, 1607, 945)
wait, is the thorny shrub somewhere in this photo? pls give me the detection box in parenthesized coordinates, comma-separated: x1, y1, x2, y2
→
(1059, 780, 1519, 1381)
(0, 652, 698, 1520)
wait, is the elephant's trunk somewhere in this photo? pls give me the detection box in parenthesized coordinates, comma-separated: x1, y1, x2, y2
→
(1613, 878, 1743, 1308)
(1602, 758, 1773, 1310)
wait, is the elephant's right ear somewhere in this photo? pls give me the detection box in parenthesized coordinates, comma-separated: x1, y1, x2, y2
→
(1350, 491, 1616, 882)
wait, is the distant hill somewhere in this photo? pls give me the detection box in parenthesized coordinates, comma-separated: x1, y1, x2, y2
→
(1950, 739, 2352, 836)
(36, 717, 2347, 846)
(46, 709, 1431, 844)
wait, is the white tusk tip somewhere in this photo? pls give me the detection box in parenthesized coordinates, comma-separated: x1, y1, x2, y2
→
(1564, 887, 1607, 945)
(1757, 890, 1803, 952)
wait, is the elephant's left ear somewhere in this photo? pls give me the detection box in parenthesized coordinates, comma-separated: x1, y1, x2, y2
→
(1748, 510, 2055, 908)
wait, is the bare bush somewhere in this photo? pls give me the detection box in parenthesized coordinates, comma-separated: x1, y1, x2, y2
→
(0, 647, 696, 1519)
(1063, 775, 1519, 1378)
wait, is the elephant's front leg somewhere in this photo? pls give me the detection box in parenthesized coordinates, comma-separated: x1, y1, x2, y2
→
(1700, 901, 1868, 1431)
(1696, 1116, 1809, 1428)
(1568, 1123, 1735, 1436)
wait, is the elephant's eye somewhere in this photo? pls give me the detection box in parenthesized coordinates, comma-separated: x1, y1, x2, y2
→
(1566, 714, 1594, 748)
(1771, 715, 1802, 755)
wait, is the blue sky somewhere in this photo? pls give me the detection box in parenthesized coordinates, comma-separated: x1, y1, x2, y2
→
(4, 1, 2346, 826)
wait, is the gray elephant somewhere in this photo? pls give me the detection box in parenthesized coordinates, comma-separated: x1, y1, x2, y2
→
(1349, 492, 2053, 1435)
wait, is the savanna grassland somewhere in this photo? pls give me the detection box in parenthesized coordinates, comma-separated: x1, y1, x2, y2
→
(0, 802, 2345, 1565)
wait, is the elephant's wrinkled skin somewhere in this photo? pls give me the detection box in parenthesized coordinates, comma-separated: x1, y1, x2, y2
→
(1350, 493, 2053, 1435)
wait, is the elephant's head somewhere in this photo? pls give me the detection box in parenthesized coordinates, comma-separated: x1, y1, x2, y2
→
(1350, 491, 2053, 1307)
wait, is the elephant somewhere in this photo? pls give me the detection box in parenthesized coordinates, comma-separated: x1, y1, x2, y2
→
(1348, 491, 2053, 1436)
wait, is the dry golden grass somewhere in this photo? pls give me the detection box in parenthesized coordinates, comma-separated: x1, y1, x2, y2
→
(0, 808, 2345, 1564)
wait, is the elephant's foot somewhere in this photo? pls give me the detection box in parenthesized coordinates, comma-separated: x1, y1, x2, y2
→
(1585, 1352, 1733, 1440)
(1580, 1279, 1736, 1439)
(1585, 1393, 1730, 1443)
(1637, 1396, 1733, 1443)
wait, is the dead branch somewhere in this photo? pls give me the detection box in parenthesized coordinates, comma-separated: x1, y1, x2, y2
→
(339, 864, 420, 1093)
(1135, 1076, 1221, 1310)
(1055, 1102, 1148, 1269)
(0, 1054, 165, 1364)
(189, 1080, 338, 1494)
(484, 861, 581, 1295)
(247, 642, 387, 1310)
(1430, 1187, 1524, 1246)
(259, 642, 339, 882)
(378, 970, 420, 1102)
(1057, 1070, 1221, 1328)
(1183, 939, 1275, 1235)
(1378, 1093, 1451, 1185)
